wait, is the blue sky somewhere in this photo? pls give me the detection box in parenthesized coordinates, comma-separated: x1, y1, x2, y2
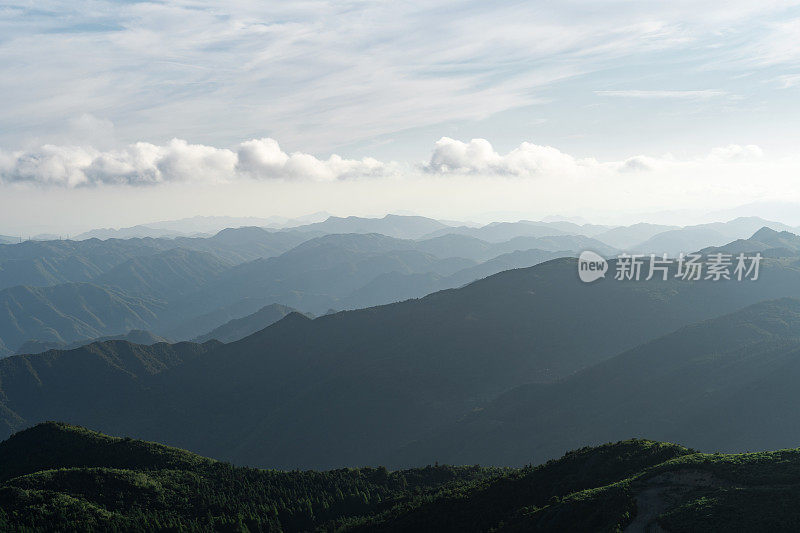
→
(2, 1, 800, 232)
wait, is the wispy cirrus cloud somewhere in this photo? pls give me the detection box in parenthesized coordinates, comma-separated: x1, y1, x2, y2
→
(1, 1, 799, 153)
(595, 90, 728, 99)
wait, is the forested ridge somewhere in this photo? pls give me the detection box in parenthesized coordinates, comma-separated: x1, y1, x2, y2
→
(5, 423, 800, 532)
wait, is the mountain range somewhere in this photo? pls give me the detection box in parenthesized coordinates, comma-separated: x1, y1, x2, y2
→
(4, 246, 800, 469)
(0, 224, 612, 355)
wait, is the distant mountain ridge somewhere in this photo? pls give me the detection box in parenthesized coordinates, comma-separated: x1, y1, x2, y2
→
(288, 214, 451, 239)
(627, 216, 796, 255)
(14, 329, 171, 355)
(193, 303, 307, 343)
(701, 226, 800, 256)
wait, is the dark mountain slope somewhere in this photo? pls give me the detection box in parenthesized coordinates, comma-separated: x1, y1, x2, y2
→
(109, 257, 800, 468)
(5, 257, 800, 468)
(0, 339, 219, 437)
(397, 298, 800, 466)
(337, 249, 566, 310)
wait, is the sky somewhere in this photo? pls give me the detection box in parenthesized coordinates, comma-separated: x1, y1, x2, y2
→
(2, 0, 800, 234)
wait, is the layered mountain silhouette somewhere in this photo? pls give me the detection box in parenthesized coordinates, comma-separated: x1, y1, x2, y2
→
(0, 283, 164, 355)
(629, 217, 795, 255)
(701, 226, 800, 256)
(15, 329, 171, 355)
(193, 303, 306, 343)
(4, 254, 800, 469)
(0, 226, 609, 354)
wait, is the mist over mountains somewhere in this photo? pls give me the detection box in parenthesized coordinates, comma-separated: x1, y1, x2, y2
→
(0, 212, 794, 357)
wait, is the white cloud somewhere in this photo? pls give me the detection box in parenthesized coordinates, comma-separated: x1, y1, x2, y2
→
(706, 144, 764, 162)
(775, 74, 800, 88)
(423, 137, 591, 176)
(236, 138, 386, 181)
(0, 138, 387, 187)
(422, 138, 775, 181)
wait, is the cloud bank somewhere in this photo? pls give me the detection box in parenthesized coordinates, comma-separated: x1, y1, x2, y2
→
(421, 138, 765, 177)
(0, 139, 387, 187)
(0, 136, 772, 188)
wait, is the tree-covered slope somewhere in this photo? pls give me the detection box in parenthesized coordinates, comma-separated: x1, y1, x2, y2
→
(5, 424, 800, 532)
(358, 440, 800, 532)
(0, 423, 501, 532)
(351, 439, 692, 532)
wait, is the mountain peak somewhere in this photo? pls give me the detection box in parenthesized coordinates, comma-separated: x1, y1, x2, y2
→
(751, 226, 780, 240)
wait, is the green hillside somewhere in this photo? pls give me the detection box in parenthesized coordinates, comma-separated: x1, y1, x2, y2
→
(4, 424, 800, 532)
(0, 423, 502, 532)
(358, 441, 800, 532)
